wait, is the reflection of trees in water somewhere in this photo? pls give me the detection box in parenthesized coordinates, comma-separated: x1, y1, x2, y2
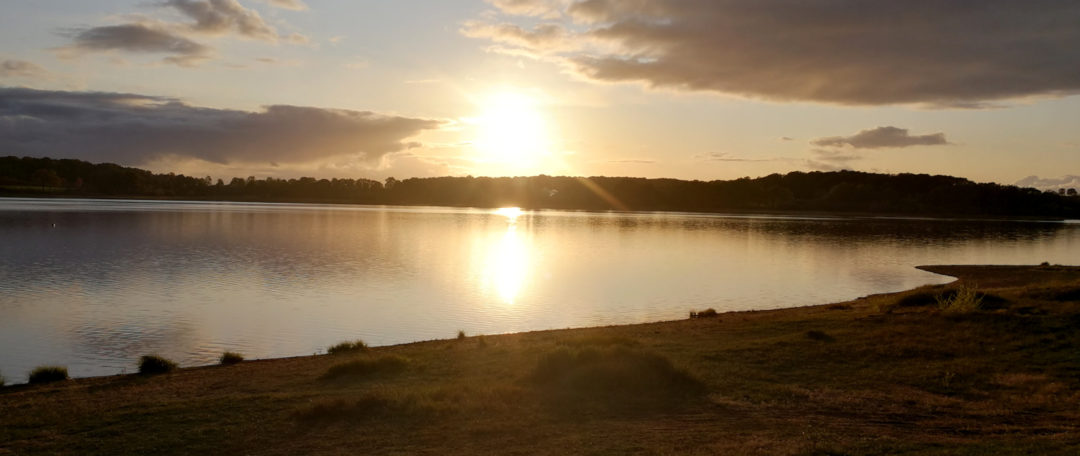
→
(561, 213, 1067, 245)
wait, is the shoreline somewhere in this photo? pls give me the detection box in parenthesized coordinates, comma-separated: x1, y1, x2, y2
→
(2, 264, 1078, 455)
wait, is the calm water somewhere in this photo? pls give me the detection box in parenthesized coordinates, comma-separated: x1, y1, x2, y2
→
(1, 198, 1077, 381)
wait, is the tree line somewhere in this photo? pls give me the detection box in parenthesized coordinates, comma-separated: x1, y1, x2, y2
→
(2, 155, 1078, 218)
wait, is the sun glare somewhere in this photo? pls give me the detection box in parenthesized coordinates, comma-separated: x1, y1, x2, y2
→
(473, 90, 551, 170)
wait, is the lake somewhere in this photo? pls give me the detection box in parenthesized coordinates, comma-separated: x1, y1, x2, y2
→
(1, 198, 1077, 381)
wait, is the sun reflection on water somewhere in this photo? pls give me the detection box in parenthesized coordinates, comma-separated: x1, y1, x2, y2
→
(484, 208, 529, 305)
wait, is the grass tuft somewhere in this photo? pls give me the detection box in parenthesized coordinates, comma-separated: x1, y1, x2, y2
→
(138, 355, 178, 375)
(936, 286, 985, 314)
(219, 351, 244, 365)
(530, 347, 705, 412)
(327, 340, 368, 355)
(689, 308, 718, 318)
(805, 330, 836, 342)
(321, 355, 409, 381)
(28, 366, 69, 384)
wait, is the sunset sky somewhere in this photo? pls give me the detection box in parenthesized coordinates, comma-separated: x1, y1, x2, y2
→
(2, 0, 1079, 189)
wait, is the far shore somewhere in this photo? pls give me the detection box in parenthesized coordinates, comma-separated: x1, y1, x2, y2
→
(2, 193, 1075, 223)
(2, 264, 1079, 455)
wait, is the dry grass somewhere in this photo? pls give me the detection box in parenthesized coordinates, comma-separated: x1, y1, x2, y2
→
(28, 366, 69, 385)
(1, 264, 1078, 455)
(219, 352, 244, 365)
(138, 355, 178, 375)
(327, 340, 368, 355)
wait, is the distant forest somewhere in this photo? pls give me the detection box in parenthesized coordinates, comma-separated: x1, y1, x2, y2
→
(2, 155, 1078, 218)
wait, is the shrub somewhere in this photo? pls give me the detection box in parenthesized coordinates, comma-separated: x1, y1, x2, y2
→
(219, 351, 244, 365)
(322, 355, 409, 381)
(689, 308, 718, 318)
(327, 340, 368, 355)
(139, 355, 178, 375)
(28, 366, 69, 384)
(457, 330, 466, 340)
(805, 330, 836, 342)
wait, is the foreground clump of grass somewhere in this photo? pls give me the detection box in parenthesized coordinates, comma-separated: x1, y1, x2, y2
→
(936, 285, 985, 314)
(28, 366, 69, 384)
(530, 347, 705, 412)
(138, 355, 178, 375)
(321, 355, 409, 381)
(327, 340, 368, 355)
(219, 352, 244, 365)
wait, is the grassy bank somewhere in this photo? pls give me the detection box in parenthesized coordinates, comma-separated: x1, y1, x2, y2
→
(1, 265, 1078, 455)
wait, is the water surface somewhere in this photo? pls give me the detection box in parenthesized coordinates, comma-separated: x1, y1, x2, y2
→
(1, 198, 1077, 381)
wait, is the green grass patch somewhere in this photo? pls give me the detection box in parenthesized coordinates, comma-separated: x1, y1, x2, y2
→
(139, 355, 178, 375)
(28, 366, 69, 384)
(327, 339, 368, 355)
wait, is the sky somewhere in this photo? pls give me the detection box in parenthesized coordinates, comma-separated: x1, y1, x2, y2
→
(1, 0, 1079, 189)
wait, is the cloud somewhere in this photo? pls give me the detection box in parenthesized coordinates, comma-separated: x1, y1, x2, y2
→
(61, 23, 213, 66)
(0, 59, 50, 79)
(467, 0, 1080, 106)
(256, 0, 308, 11)
(164, 0, 278, 41)
(805, 160, 851, 172)
(461, 22, 570, 51)
(485, 0, 564, 18)
(812, 126, 949, 149)
(0, 88, 442, 166)
(697, 152, 788, 162)
(57, 0, 308, 65)
(1015, 175, 1080, 192)
(607, 158, 655, 164)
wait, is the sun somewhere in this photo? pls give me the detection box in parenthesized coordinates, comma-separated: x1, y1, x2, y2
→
(472, 90, 551, 169)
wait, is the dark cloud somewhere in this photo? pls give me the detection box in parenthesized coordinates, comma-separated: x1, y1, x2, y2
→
(0, 59, 50, 79)
(58, 0, 308, 65)
(62, 23, 213, 66)
(812, 126, 949, 149)
(0, 88, 441, 166)
(474, 0, 1080, 106)
(165, 0, 278, 41)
